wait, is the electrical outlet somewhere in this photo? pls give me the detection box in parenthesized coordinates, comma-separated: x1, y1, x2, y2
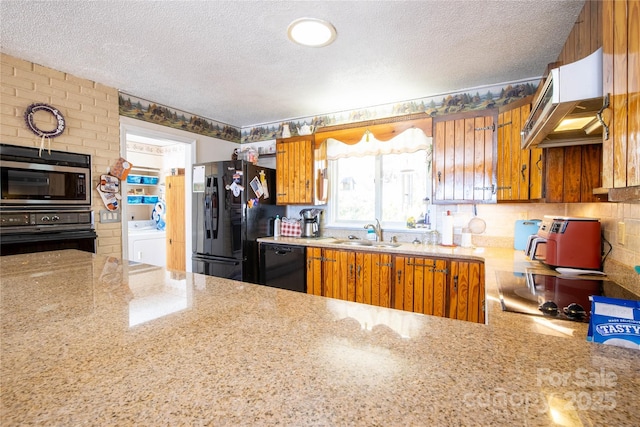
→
(618, 221, 626, 246)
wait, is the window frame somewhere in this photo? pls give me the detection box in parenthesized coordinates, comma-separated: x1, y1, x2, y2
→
(324, 126, 432, 230)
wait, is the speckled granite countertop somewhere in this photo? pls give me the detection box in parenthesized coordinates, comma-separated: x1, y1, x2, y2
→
(1, 249, 639, 426)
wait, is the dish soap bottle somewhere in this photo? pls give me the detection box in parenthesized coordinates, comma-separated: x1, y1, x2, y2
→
(274, 215, 281, 237)
(366, 227, 376, 241)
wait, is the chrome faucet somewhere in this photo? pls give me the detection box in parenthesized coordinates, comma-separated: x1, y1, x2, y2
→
(364, 219, 382, 242)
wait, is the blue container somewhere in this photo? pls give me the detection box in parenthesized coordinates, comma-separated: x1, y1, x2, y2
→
(143, 195, 159, 204)
(141, 176, 159, 185)
(126, 175, 143, 184)
(127, 195, 143, 204)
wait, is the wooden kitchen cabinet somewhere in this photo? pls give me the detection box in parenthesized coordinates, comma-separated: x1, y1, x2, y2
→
(306, 247, 343, 299)
(275, 135, 327, 205)
(307, 247, 484, 323)
(496, 99, 543, 201)
(393, 256, 447, 317)
(543, 145, 603, 203)
(165, 174, 185, 271)
(447, 260, 485, 323)
(433, 111, 497, 203)
(306, 247, 392, 308)
(601, 0, 640, 200)
(355, 251, 392, 308)
(306, 247, 324, 296)
(393, 255, 485, 323)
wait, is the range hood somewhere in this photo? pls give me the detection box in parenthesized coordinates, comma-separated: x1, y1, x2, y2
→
(521, 48, 604, 149)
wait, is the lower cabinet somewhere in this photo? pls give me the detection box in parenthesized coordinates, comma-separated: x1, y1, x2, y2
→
(447, 260, 485, 323)
(307, 247, 392, 307)
(393, 256, 447, 317)
(307, 247, 485, 323)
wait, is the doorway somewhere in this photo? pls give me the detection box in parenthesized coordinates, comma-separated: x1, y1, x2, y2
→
(120, 117, 195, 272)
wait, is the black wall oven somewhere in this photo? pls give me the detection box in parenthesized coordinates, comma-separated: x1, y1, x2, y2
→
(0, 144, 96, 256)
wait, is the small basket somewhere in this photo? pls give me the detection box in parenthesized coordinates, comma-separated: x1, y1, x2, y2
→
(280, 218, 301, 237)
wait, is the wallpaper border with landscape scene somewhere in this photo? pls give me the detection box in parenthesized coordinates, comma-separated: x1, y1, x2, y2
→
(118, 76, 539, 144)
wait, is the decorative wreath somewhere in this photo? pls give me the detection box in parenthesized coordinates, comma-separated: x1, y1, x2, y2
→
(24, 103, 66, 138)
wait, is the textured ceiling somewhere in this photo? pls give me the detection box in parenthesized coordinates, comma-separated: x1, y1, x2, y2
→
(0, 0, 585, 128)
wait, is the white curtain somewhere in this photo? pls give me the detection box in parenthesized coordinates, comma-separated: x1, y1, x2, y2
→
(327, 127, 431, 160)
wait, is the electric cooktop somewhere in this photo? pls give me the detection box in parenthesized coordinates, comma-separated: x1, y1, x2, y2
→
(495, 271, 639, 323)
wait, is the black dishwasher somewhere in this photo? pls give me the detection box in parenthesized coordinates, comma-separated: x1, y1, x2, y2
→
(259, 243, 306, 293)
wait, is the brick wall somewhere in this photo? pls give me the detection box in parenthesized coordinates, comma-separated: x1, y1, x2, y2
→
(0, 53, 122, 256)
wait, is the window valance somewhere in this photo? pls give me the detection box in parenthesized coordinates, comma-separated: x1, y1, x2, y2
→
(327, 127, 431, 160)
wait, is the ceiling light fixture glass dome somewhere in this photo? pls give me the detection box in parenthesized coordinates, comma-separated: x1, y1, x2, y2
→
(287, 18, 337, 47)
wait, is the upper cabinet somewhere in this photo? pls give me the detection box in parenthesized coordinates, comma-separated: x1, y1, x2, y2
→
(497, 97, 601, 203)
(601, 0, 640, 201)
(545, 0, 640, 201)
(543, 145, 603, 203)
(275, 135, 327, 205)
(432, 111, 497, 203)
(496, 98, 543, 201)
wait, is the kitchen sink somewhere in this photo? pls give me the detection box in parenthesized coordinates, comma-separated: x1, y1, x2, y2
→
(373, 242, 401, 248)
(333, 240, 402, 248)
(334, 240, 373, 246)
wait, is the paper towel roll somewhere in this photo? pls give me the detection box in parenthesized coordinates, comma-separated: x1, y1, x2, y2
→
(441, 212, 454, 246)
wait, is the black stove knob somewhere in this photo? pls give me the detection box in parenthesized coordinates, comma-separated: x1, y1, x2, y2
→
(564, 303, 586, 318)
(539, 301, 559, 316)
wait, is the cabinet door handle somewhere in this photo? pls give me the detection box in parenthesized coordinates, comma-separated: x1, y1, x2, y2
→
(397, 270, 403, 283)
(521, 164, 527, 181)
(437, 171, 442, 183)
(597, 93, 610, 141)
(535, 154, 543, 171)
(453, 275, 458, 291)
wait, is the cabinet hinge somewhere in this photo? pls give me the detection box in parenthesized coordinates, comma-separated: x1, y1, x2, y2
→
(496, 121, 512, 128)
(474, 123, 495, 132)
(407, 260, 435, 267)
(434, 268, 448, 274)
(474, 184, 496, 194)
(376, 262, 394, 267)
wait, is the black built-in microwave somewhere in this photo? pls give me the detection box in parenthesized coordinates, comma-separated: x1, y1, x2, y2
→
(0, 143, 91, 206)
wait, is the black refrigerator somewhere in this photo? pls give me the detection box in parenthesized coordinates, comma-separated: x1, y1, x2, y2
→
(192, 160, 285, 283)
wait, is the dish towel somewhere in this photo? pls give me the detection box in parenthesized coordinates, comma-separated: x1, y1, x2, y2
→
(280, 217, 301, 237)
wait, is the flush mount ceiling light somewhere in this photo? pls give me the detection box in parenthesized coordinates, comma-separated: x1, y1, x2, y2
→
(287, 18, 337, 47)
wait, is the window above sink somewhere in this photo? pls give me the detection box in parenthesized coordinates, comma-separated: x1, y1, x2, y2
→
(324, 127, 432, 230)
